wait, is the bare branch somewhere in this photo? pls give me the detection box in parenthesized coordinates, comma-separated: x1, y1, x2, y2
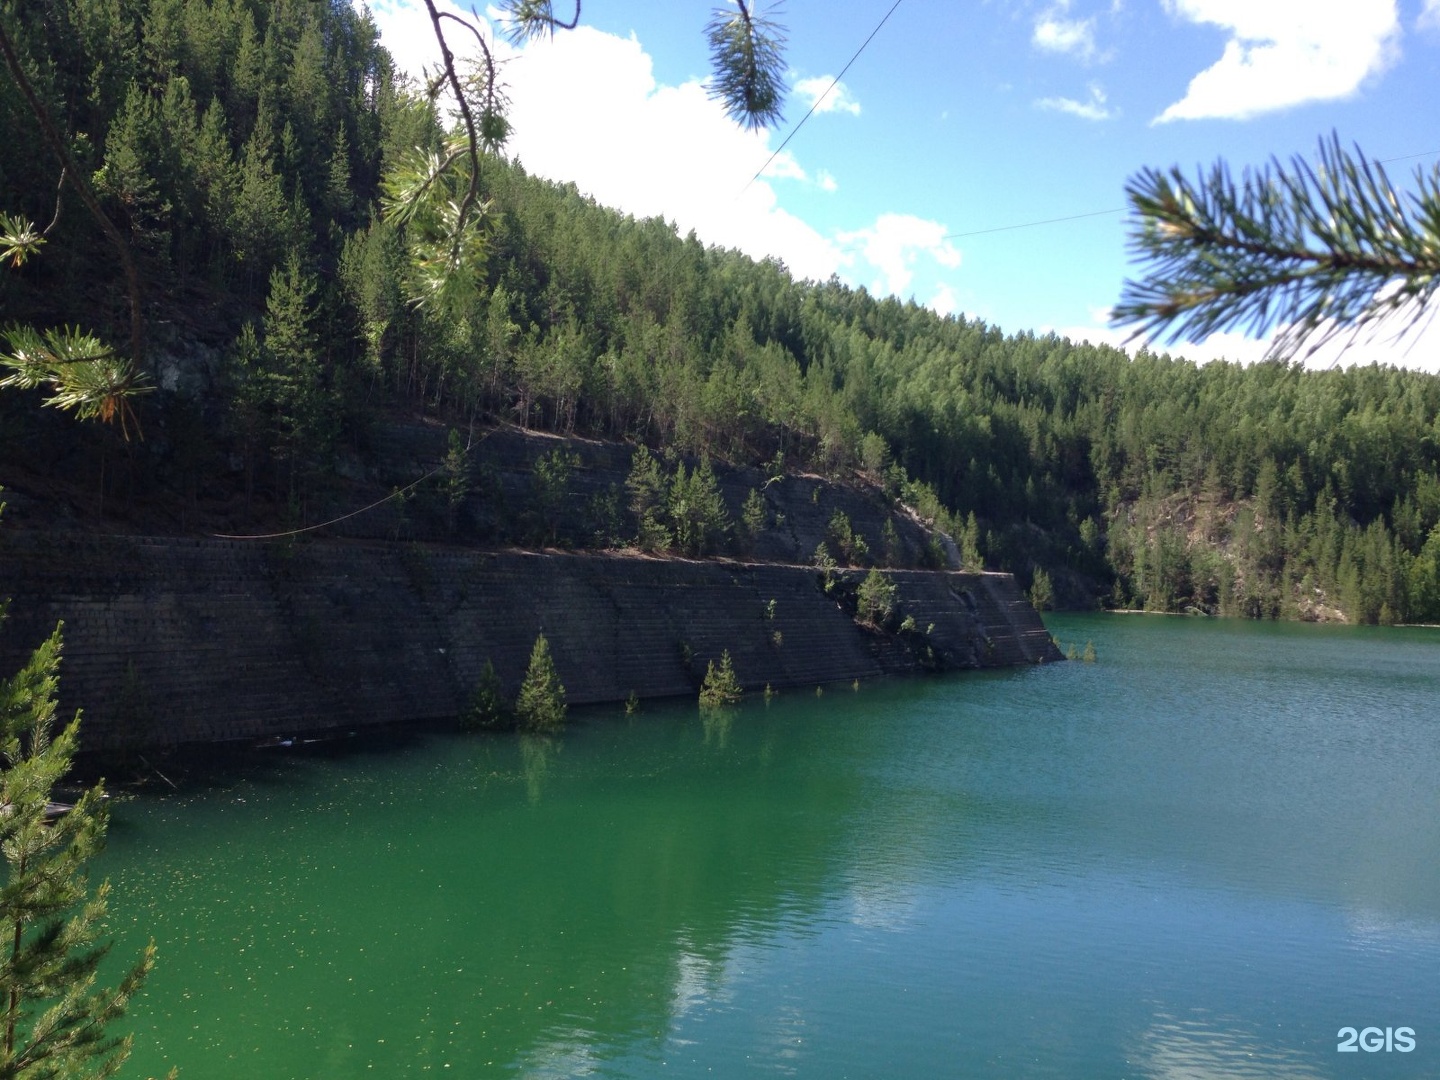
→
(422, 1, 485, 237)
(43, 167, 64, 237)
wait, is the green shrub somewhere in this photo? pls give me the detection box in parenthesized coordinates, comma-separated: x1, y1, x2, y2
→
(827, 509, 869, 565)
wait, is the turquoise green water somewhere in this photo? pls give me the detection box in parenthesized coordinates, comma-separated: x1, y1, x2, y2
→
(97, 615, 1440, 1079)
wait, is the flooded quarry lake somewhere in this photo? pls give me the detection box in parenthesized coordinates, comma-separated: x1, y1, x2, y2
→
(99, 614, 1440, 1078)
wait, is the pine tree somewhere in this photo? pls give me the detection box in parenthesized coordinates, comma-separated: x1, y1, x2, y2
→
(1029, 567, 1054, 611)
(856, 568, 898, 627)
(516, 634, 566, 733)
(668, 457, 729, 557)
(229, 116, 287, 281)
(257, 251, 335, 490)
(880, 518, 901, 567)
(0, 207, 151, 439)
(626, 447, 671, 552)
(0, 619, 154, 1078)
(530, 449, 578, 546)
(460, 658, 511, 731)
(441, 429, 470, 536)
(699, 650, 742, 709)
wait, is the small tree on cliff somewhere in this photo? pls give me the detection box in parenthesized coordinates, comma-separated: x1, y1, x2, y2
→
(516, 634, 566, 733)
(0, 617, 155, 1078)
(1029, 567, 1054, 611)
(856, 569, 898, 628)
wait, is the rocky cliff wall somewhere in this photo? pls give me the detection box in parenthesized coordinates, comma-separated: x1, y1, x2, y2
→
(0, 532, 1058, 750)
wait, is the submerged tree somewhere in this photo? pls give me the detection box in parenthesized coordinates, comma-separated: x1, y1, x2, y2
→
(461, 659, 512, 731)
(1115, 133, 1440, 359)
(698, 650, 742, 708)
(516, 633, 566, 733)
(0, 618, 155, 1078)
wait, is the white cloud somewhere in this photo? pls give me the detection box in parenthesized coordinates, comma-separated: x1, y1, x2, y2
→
(1053, 306, 1440, 373)
(837, 214, 961, 299)
(365, 0, 450, 83)
(1155, 0, 1401, 122)
(1033, 2, 1100, 60)
(792, 76, 862, 116)
(816, 169, 839, 193)
(761, 151, 808, 182)
(1421, 0, 1440, 31)
(928, 283, 960, 318)
(1036, 82, 1114, 120)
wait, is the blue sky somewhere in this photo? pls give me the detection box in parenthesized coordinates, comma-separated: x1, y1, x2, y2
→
(367, 1, 1440, 371)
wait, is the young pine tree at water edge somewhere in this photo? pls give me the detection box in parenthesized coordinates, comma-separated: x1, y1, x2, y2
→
(516, 635, 566, 734)
(0, 619, 155, 1079)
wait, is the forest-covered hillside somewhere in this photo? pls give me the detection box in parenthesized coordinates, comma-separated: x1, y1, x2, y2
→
(3, 0, 1439, 623)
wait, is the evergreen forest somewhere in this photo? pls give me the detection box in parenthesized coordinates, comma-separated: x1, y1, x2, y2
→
(4, 0, 1440, 624)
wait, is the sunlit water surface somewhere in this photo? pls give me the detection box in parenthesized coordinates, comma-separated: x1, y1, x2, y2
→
(98, 615, 1440, 1078)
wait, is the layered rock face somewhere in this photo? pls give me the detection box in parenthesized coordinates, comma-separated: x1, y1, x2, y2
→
(0, 532, 1058, 749)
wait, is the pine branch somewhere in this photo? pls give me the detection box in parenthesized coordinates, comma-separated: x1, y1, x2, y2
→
(1113, 133, 1440, 359)
(379, 5, 509, 315)
(705, 1, 787, 130)
(0, 326, 151, 439)
(500, 0, 582, 42)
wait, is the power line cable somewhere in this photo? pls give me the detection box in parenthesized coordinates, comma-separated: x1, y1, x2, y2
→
(211, 430, 490, 540)
(210, 464, 447, 540)
(939, 149, 1440, 243)
(745, 0, 906, 191)
(944, 207, 1122, 240)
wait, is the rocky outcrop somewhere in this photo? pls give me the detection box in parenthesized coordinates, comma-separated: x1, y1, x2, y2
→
(0, 531, 1059, 750)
